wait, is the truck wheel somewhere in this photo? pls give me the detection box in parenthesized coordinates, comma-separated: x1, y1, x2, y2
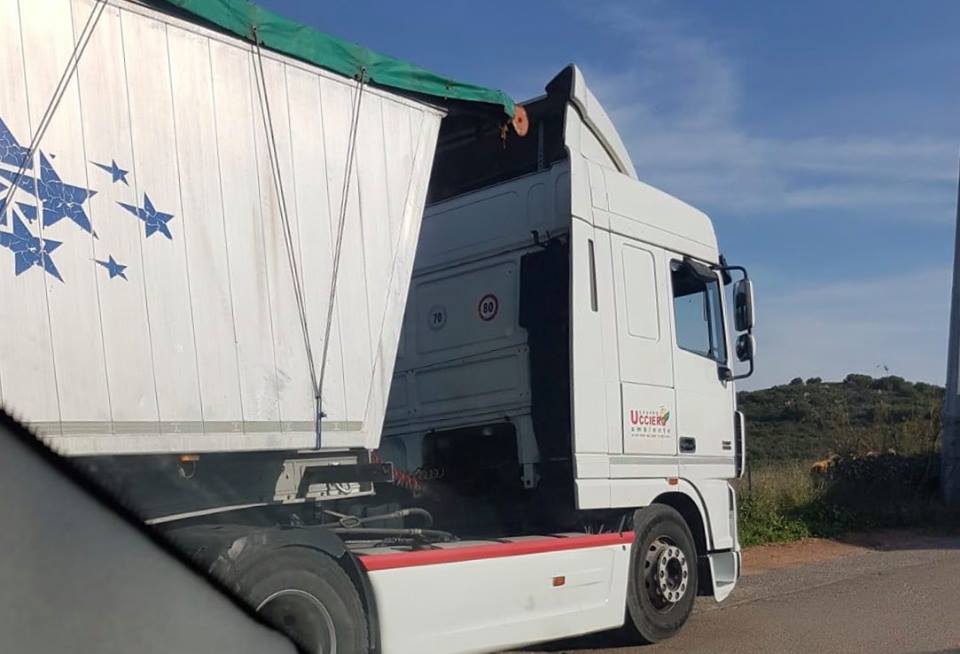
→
(239, 548, 368, 654)
(624, 504, 698, 643)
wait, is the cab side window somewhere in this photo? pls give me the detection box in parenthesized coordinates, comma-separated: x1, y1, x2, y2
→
(671, 260, 726, 363)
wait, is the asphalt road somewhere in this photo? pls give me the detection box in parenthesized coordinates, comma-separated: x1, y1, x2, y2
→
(519, 534, 960, 654)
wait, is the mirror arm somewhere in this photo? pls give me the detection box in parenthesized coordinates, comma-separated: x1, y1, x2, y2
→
(730, 356, 754, 381)
(719, 350, 754, 382)
(718, 364, 734, 382)
(712, 263, 749, 281)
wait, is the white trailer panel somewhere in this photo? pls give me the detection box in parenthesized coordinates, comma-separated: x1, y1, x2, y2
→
(0, 0, 442, 455)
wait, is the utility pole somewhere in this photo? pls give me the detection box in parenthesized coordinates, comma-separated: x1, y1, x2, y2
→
(943, 156, 960, 506)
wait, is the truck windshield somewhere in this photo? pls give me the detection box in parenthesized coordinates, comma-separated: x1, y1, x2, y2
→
(671, 261, 727, 364)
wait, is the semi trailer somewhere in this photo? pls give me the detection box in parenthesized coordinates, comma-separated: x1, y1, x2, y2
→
(0, 1, 757, 653)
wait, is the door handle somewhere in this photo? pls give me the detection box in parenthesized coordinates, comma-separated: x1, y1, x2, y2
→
(679, 437, 696, 453)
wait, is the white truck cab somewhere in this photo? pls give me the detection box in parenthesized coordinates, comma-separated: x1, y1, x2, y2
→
(357, 65, 755, 651)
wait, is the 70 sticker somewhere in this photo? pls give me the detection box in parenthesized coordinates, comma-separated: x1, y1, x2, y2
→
(428, 305, 447, 330)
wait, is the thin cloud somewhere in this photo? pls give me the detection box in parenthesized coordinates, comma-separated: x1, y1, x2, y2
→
(573, 2, 957, 218)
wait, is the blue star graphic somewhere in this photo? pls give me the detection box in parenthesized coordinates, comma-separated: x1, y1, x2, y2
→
(0, 118, 31, 169)
(118, 193, 174, 240)
(0, 152, 97, 234)
(92, 159, 129, 185)
(95, 254, 127, 280)
(17, 202, 37, 223)
(0, 211, 63, 281)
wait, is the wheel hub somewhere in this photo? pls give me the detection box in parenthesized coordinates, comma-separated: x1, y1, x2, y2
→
(644, 537, 689, 606)
(257, 589, 337, 654)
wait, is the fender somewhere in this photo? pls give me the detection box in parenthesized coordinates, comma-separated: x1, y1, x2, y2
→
(166, 523, 381, 654)
(619, 480, 730, 599)
(674, 478, 715, 551)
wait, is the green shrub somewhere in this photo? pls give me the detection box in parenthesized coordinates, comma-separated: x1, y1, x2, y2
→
(871, 375, 911, 393)
(738, 492, 810, 546)
(844, 373, 873, 387)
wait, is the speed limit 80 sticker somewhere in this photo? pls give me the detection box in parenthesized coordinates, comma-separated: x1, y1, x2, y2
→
(477, 293, 499, 321)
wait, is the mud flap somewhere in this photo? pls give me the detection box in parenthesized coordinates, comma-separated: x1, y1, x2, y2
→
(708, 550, 741, 601)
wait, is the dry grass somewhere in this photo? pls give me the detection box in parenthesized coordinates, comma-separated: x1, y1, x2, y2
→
(736, 461, 822, 508)
(734, 455, 954, 547)
(734, 461, 821, 546)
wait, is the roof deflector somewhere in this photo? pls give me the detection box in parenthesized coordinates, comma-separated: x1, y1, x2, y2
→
(546, 65, 638, 179)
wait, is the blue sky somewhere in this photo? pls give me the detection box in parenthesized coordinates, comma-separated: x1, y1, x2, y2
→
(263, 0, 959, 389)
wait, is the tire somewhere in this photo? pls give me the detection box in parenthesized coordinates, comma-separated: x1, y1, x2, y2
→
(238, 547, 368, 654)
(624, 504, 699, 644)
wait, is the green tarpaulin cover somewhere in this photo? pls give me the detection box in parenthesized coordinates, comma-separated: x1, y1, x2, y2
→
(159, 0, 516, 117)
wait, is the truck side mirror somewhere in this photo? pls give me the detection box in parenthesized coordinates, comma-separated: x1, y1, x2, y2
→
(733, 279, 755, 332)
(736, 333, 756, 362)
